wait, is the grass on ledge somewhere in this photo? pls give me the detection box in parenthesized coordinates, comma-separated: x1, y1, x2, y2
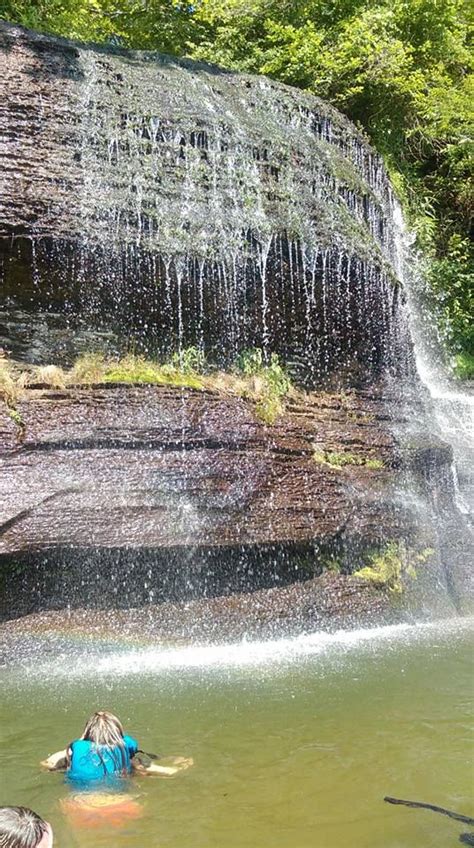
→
(0, 358, 19, 407)
(1, 348, 293, 425)
(71, 352, 205, 390)
(353, 543, 435, 594)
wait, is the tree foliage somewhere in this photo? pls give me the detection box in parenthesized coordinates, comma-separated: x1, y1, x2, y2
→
(1, 0, 472, 369)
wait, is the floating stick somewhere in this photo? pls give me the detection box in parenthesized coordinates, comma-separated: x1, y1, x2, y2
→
(384, 796, 474, 825)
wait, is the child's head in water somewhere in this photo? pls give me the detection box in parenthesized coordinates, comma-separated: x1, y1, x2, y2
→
(81, 711, 126, 748)
(0, 807, 53, 848)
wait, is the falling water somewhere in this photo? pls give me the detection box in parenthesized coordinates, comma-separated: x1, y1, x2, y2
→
(1, 33, 473, 848)
(391, 201, 474, 520)
(1, 23, 416, 386)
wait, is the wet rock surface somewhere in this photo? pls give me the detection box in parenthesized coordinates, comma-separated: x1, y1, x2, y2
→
(0, 573, 400, 658)
(0, 380, 463, 626)
(0, 307, 119, 365)
(0, 382, 404, 557)
(0, 24, 470, 642)
(0, 22, 389, 256)
(0, 22, 412, 384)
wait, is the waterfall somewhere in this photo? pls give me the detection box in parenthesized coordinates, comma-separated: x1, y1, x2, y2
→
(0, 23, 471, 624)
(391, 201, 474, 520)
(0, 22, 415, 386)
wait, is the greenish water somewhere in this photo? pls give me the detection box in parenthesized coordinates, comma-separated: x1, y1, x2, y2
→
(0, 619, 473, 847)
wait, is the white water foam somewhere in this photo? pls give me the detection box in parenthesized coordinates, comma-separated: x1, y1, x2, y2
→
(16, 616, 473, 681)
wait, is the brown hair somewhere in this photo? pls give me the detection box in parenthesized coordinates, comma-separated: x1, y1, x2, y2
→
(0, 807, 50, 848)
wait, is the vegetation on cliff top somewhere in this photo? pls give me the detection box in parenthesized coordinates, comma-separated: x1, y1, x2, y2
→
(1, 0, 472, 371)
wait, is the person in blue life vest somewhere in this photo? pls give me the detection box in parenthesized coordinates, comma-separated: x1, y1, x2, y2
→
(40, 710, 193, 786)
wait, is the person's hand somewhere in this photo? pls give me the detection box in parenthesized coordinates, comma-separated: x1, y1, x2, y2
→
(172, 757, 194, 769)
(143, 757, 194, 777)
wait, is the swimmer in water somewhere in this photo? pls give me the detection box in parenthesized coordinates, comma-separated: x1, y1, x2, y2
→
(40, 710, 193, 828)
(41, 709, 193, 781)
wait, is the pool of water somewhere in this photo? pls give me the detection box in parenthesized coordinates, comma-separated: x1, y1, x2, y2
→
(1, 618, 473, 847)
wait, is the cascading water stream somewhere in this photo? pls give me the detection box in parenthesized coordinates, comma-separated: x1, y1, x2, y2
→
(391, 201, 474, 520)
(0, 28, 473, 848)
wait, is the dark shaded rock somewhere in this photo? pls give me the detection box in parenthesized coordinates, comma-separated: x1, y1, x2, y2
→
(0, 572, 398, 648)
(0, 308, 119, 365)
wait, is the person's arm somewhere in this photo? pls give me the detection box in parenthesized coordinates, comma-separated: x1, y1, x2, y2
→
(40, 748, 69, 771)
(132, 756, 193, 777)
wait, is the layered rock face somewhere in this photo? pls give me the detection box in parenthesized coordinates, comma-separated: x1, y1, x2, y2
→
(0, 384, 401, 556)
(0, 382, 461, 623)
(0, 22, 412, 382)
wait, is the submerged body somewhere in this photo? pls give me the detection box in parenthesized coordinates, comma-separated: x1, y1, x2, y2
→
(60, 792, 143, 830)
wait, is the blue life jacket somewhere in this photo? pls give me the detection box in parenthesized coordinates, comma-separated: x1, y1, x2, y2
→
(67, 734, 138, 788)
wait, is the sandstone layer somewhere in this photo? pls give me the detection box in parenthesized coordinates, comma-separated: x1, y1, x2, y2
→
(1, 381, 460, 626)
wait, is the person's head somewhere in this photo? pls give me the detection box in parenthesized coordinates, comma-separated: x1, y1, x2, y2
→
(0, 807, 53, 848)
(81, 710, 125, 748)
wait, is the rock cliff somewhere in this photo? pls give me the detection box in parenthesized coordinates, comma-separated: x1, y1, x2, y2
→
(0, 22, 412, 383)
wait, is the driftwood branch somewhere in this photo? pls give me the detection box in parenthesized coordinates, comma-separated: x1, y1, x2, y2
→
(384, 797, 474, 826)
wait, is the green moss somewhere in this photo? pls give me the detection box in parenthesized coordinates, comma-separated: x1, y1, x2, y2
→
(7, 407, 23, 427)
(313, 450, 384, 470)
(365, 458, 385, 470)
(347, 410, 375, 424)
(103, 362, 204, 390)
(0, 359, 20, 407)
(353, 543, 435, 594)
(414, 547, 436, 563)
(4, 405, 26, 440)
(321, 554, 342, 573)
(72, 351, 205, 390)
(353, 542, 405, 593)
(170, 346, 206, 375)
(71, 352, 107, 384)
(254, 394, 284, 424)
